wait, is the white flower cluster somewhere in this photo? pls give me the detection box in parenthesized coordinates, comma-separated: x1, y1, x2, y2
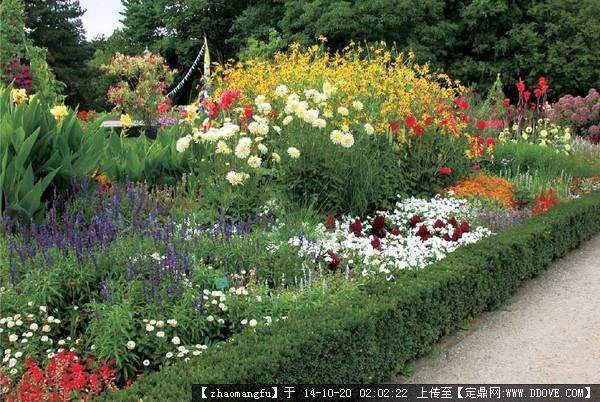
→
(290, 195, 493, 279)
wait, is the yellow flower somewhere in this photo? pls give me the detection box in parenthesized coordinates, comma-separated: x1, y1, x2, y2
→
(50, 105, 68, 122)
(120, 114, 133, 129)
(11, 89, 28, 105)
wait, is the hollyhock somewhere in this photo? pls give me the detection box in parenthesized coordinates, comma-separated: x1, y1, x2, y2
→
(438, 166, 452, 175)
(349, 218, 363, 237)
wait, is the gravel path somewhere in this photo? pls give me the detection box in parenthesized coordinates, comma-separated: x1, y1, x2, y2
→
(393, 234, 600, 384)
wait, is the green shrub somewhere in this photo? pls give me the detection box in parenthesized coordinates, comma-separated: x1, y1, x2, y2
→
(101, 192, 600, 400)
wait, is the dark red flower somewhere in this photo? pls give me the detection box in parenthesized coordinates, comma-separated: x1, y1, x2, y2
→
(349, 218, 363, 237)
(409, 214, 421, 227)
(371, 235, 382, 250)
(438, 166, 452, 175)
(443, 233, 452, 241)
(209, 102, 221, 118)
(404, 115, 417, 127)
(372, 215, 386, 237)
(390, 121, 399, 132)
(451, 227, 463, 241)
(476, 120, 487, 131)
(447, 217, 458, 228)
(433, 219, 445, 229)
(516, 79, 526, 93)
(424, 116, 434, 126)
(502, 98, 510, 107)
(415, 225, 430, 238)
(413, 124, 425, 136)
(268, 109, 279, 119)
(390, 226, 402, 236)
(327, 250, 340, 271)
(77, 110, 88, 120)
(486, 138, 496, 146)
(325, 215, 336, 230)
(460, 221, 470, 233)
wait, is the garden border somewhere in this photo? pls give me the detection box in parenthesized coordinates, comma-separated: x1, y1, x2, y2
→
(103, 191, 600, 401)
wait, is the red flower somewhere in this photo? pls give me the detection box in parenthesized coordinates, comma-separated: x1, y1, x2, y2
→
(371, 215, 386, 237)
(413, 124, 425, 136)
(534, 88, 542, 98)
(433, 219, 445, 229)
(454, 97, 469, 110)
(472, 162, 481, 170)
(523, 91, 531, 102)
(390, 226, 402, 236)
(502, 98, 510, 107)
(415, 225, 430, 238)
(349, 218, 363, 237)
(409, 214, 421, 227)
(243, 106, 253, 119)
(158, 103, 170, 113)
(438, 166, 452, 175)
(325, 215, 336, 230)
(219, 89, 241, 110)
(390, 121, 399, 132)
(516, 78, 526, 93)
(179, 109, 188, 119)
(269, 109, 279, 119)
(485, 138, 497, 146)
(77, 110, 88, 120)
(451, 227, 463, 241)
(209, 102, 221, 118)
(371, 235, 382, 250)
(404, 115, 417, 127)
(327, 250, 340, 271)
(443, 233, 452, 241)
(459, 221, 470, 233)
(447, 217, 458, 228)
(476, 120, 487, 131)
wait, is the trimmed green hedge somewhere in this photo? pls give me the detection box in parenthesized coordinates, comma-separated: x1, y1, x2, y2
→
(103, 192, 600, 400)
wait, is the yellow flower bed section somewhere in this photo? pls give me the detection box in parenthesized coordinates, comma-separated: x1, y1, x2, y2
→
(213, 42, 465, 134)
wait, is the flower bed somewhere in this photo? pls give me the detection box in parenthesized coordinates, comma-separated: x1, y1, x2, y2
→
(99, 191, 600, 400)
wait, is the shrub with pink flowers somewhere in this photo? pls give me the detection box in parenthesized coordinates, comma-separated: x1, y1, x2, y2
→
(549, 88, 600, 140)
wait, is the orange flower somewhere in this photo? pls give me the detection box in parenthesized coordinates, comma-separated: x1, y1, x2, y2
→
(444, 173, 517, 209)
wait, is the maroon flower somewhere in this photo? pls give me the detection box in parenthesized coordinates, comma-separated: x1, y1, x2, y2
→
(447, 217, 458, 228)
(325, 215, 336, 230)
(349, 218, 363, 237)
(390, 226, 402, 236)
(415, 225, 430, 238)
(451, 227, 463, 241)
(371, 215, 386, 237)
(433, 219, 445, 229)
(327, 250, 340, 271)
(459, 221, 470, 233)
(409, 214, 421, 227)
(371, 235, 381, 250)
(443, 233, 452, 242)
(390, 121, 399, 133)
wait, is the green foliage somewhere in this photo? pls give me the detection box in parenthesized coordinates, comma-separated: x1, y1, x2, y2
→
(100, 191, 600, 399)
(0, 87, 104, 221)
(0, 0, 27, 66)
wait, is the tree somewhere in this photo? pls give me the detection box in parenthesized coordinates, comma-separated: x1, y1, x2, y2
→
(23, 0, 92, 105)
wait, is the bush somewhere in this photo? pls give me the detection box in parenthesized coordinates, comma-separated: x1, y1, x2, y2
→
(101, 191, 600, 400)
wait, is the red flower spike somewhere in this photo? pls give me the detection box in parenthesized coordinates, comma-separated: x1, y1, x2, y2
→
(476, 120, 487, 131)
(404, 115, 417, 128)
(349, 218, 363, 237)
(218, 89, 241, 110)
(516, 79, 526, 93)
(243, 106, 253, 119)
(438, 166, 452, 175)
(523, 91, 531, 102)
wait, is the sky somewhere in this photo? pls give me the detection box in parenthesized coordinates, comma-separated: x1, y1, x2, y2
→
(80, 0, 124, 40)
